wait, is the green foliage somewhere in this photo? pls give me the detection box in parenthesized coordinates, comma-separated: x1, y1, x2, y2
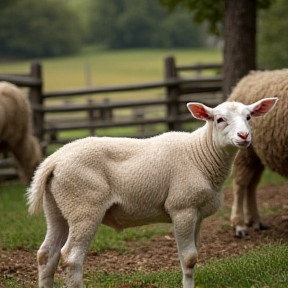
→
(0, 0, 20, 9)
(86, 0, 207, 48)
(160, 0, 273, 35)
(0, 0, 82, 58)
(160, 0, 224, 35)
(257, 0, 288, 69)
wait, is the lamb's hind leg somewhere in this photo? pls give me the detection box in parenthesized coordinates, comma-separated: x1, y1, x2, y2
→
(38, 191, 69, 288)
(60, 208, 106, 288)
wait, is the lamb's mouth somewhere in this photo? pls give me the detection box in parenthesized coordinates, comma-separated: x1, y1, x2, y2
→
(234, 140, 250, 148)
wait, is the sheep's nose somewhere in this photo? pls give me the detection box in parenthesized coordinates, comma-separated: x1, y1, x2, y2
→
(237, 132, 249, 140)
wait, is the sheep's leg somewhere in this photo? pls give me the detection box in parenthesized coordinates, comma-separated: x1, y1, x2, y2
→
(231, 175, 247, 237)
(171, 208, 201, 288)
(230, 148, 260, 237)
(244, 162, 265, 230)
(60, 215, 103, 288)
(38, 191, 69, 288)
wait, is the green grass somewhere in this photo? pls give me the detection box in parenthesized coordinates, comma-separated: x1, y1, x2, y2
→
(2, 243, 287, 287)
(0, 48, 222, 91)
(84, 243, 288, 288)
(64, 243, 288, 287)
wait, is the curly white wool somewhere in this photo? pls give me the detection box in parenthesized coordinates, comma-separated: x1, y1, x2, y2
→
(27, 98, 276, 288)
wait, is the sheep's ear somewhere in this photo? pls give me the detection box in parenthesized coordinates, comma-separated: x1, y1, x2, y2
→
(248, 97, 278, 117)
(187, 102, 214, 121)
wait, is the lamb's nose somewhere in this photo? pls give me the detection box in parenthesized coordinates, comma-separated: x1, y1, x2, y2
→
(237, 132, 249, 140)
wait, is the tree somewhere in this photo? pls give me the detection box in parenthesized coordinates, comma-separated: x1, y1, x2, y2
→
(0, 0, 19, 9)
(0, 0, 82, 58)
(86, 0, 207, 49)
(258, 0, 288, 69)
(160, 0, 272, 98)
(223, 0, 256, 98)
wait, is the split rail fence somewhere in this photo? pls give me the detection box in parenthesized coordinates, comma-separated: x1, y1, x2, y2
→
(0, 57, 223, 179)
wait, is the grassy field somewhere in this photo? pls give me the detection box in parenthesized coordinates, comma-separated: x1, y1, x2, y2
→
(0, 48, 222, 91)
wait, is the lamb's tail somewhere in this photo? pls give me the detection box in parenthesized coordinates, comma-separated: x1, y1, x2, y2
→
(26, 159, 56, 215)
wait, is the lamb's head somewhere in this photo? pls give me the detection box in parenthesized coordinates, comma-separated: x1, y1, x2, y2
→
(187, 98, 278, 151)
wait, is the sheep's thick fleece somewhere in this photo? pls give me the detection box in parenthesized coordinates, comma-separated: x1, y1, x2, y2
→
(0, 81, 41, 183)
(229, 69, 288, 175)
(228, 70, 288, 236)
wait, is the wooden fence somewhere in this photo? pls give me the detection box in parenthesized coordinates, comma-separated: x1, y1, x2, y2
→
(0, 57, 222, 179)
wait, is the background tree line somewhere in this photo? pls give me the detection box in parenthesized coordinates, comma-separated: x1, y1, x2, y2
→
(0, 0, 287, 69)
(0, 0, 207, 58)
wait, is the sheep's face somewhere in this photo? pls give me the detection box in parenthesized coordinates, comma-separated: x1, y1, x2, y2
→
(212, 103, 253, 150)
(186, 98, 278, 152)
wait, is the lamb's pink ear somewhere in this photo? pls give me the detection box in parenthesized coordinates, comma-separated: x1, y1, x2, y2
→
(187, 102, 214, 121)
(248, 97, 278, 117)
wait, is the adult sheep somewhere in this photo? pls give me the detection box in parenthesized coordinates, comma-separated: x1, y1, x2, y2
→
(0, 81, 42, 183)
(27, 98, 276, 288)
(228, 69, 288, 237)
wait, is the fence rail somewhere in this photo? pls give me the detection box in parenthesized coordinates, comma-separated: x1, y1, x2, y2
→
(0, 57, 223, 180)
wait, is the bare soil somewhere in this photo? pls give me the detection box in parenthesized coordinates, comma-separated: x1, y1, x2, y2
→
(1, 184, 288, 285)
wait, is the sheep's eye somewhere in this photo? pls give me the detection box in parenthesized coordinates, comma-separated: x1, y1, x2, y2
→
(217, 117, 225, 124)
(246, 115, 251, 121)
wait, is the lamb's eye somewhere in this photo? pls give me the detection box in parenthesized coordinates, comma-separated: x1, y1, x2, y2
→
(217, 117, 224, 124)
(247, 115, 251, 121)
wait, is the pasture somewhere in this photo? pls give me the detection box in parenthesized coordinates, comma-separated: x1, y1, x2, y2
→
(1, 48, 288, 287)
(0, 48, 222, 91)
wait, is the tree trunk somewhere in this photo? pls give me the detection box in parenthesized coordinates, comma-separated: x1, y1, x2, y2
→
(223, 0, 257, 99)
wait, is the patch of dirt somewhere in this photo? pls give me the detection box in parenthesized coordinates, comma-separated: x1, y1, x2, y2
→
(1, 184, 288, 284)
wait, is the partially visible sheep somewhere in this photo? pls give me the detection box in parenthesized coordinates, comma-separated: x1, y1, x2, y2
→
(228, 69, 288, 237)
(0, 81, 42, 183)
(26, 98, 276, 288)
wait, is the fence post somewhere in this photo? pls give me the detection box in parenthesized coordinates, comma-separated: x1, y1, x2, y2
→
(100, 98, 112, 121)
(29, 61, 44, 143)
(87, 99, 95, 136)
(164, 56, 181, 131)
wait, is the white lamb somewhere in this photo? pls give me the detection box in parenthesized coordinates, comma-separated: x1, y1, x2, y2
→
(27, 98, 277, 288)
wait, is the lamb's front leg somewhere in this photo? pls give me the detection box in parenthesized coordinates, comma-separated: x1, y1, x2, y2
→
(171, 208, 201, 288)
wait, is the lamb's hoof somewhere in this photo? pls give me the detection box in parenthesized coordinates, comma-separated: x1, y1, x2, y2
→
(235, 225, 249, 238)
